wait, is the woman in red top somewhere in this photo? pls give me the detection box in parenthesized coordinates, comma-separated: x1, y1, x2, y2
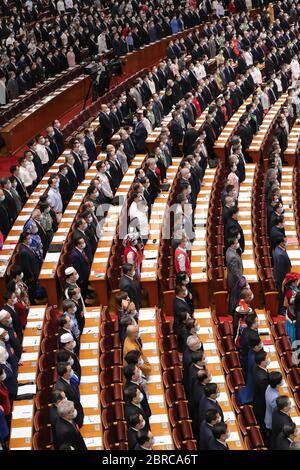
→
(229, 0, 236, 14)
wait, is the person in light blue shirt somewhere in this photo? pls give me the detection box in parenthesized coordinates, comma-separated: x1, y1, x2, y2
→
(63, 299, 80, 342)
(264, 371, 282, 434)
(170, 15, 179, 34)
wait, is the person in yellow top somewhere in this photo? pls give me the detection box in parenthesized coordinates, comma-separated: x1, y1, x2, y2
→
(123, 325, 152, 377)
(267, 3, 275, 24)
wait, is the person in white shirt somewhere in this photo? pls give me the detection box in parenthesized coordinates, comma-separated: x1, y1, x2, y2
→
(35, 135, 49, 170)
(0, 77, 6, 105)
(250, 64, 262, 85)
(243, 49, 253, 67)
(57, 0, 66, 14)
(129, 192, 149, 242)
(97, 32, 108, 55)
(47, 175, 63, 221)
(64, 0, 73, 11)
(18, 156, 33, 191)
(95, 160, 113, 201)
(194, 59, 207, 80)
(74, 133, 89, 171)
(260, 85, 270, 113)
(24, 151, 37, 184)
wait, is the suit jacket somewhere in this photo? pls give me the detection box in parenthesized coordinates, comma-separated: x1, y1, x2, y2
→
(54, 127, 64, 154)
(55, 377, 84, 428)
(128, 426, 139, 450)
(66, 166, 78, 192)
(71, 151, 85, 183)
(73, 229, 93, 263)
(273, 246, 291, 290)
(238, 124, 253, 151)
(124, 381, 151, 418)
(84, 136, 97, 163)
(54, 417, 87, 450)
(145, 169, 160, 204)
(253, 365, 269, 425)
(119, 275, 140, 309)
(17, 243, 40, 285)
(274, 432, 292, 450)
(59, 173, 73, 205)
(2, 304, 23, 343)
(0, 203, 10, 237)
(225, 218, 245, 252)
(134, 121, 148, 153)
(198, 397, 224, 426)
(70, 247, 90, 285)
(125, 402, 150, 430)
(173, 296, 193, 333)
(198, 421, 214, 450)
(271, 409, 294, 449)
(225, 247, 243, 290)
(3, 189, 18, 222)
(14, 176, 27, 204)
(183, 128, 200, 156)
(208, 438, 229, 450)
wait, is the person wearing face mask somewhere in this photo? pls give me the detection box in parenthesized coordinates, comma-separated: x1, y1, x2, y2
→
(0, 327, 18, 377)
(198, 409, 222, 450)
(183, 335, 204, 394)
(70, 237, 90, 301)
(238, 312, 260, 377)
(55, 363, 84, 428)
(16, 231, 41, 303)
(233, 285, 255, 340)
(67, 286, 86, 333)
(271, 395, 295, 450)
(47, 176, 63, 223)
(0, 345, 18, 401)
(124, 384, 151, 431)
(26, 141, 43, 184)
(273, 237, 292, 316)
(56, 347, 81, 387)
(73, 218, 93, 263)
(124, 364, 151, 418)
(208, 422, 230, 450)
(224, 206, 245, 253)
(134, 430, 155, 450)
(252, 349, 270, 439)
(0, 365, 11, 449)
(226, 237, 244, 303)
(2, 290, 23, 343)
(0, 189, 10, 238)
(8, 176, 22, 213)
(123, 325, 151, 378)
(49, 389, 67, 430)
(39, 202, 54, 242)
(64, 267, 80, 294)
(65, 155, 78, 192)
(58, 315, 79, 355)
(198, 383, 224, 426)
(83, 128, 97, 164)
(35, 134, 49, 172)
(127, 414, 147, 450)
(23, 219, 44, 263)
(119, 263, 141, 310)
(123, 233, 143, 278)
(237, 335, 262, 406)
(58, 164, 72, 208)
(79, 210, 98, 254)
(0, 177, 18, 224)
(55, 399, 87, 450)
(62, 300, 81, 345)
(187, 350, 208, 399)
(264, 370, 283, 443)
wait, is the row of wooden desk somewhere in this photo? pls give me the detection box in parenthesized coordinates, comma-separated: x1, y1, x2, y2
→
(284, 121, 300, 166)
(0, 74, 91, 156)
(214, 96, 253, 161)
(248, 94, 288, 163)
(281, 167, 300, 274)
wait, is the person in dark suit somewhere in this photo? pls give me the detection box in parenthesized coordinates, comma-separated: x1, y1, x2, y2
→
(169, 111, 184, 157)
(99, 104, 114, 149)
(70, 237, 90, 300)
(273, 237, 292, 314)
(70, 141, 85, 183)
(119, 264, 140, 310)
(27, 142, 43, 183)
(2, 290, 23, 343)
(275, 423, 297, 450)
(208, 422, 229, 450)
(238, 114, 253, 152)
(16, 232, 41, 303)
(203, 114, 217, 159)
(0, 309, 22, 360)
(191, 371, 211, 432)
(133, 430, 154, 450)
(124, 364, 151, 418)
(183, 335, 204, 393)
(145, 158, 161, 204)
(55, 363, 84, 428)
(198, 383, 224, 426)
(0, 178, 18, 224)
(10, 165, 28, 204)
(58, 165, 73, 208)
(173, 285, 193, 333)
(84, 129, 97, 164)
(140, 177, 152, 217)
(183, 121, 200, 156)
(275, 119, 288, 154)
(58, 333, 81, 379)
(269, 216, 285, 251)
(271, 395, 295, 450)
(49, 390, 66, 429)
(106, 152, 122, 191)
(134, 112, 148, 153)
(127, 414, 148, 450)
(55, 400, 87, 450)
(0, 190, 11, 238)
(224, 206, 245, 252)
(72, 218, 93, 264)
(65, 155, 79, 192)
(198, 409, 221, 450)
(31, 209, 50, 256)
(53, 120, 65, 155)
(0, 345, 18, 401)
(124, 384, 151, 431)
(253, 349, 270, 435)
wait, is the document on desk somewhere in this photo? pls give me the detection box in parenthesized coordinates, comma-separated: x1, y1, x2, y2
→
(17, 384, 36, 396)
(80, 394, 98, 408)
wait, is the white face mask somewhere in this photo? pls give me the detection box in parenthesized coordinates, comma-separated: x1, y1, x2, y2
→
(71, 409, 78, 419)
(81, 242, 86, 249)
(70, 358, 74, 366)
(31, 226, 38, 234)
(138, 392, 144, 403)
(12, 298, 17, 305)
(15, 287, 21, 297)
(74, 273, 79, 281)
(3, 334, 9, 342)
(20, 272, 24, 279)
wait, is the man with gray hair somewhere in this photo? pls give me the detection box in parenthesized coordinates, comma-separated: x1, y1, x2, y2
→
(55, 400, 87, 450)
(145, 157, 161, 203)
(183, 334, 204, 392)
